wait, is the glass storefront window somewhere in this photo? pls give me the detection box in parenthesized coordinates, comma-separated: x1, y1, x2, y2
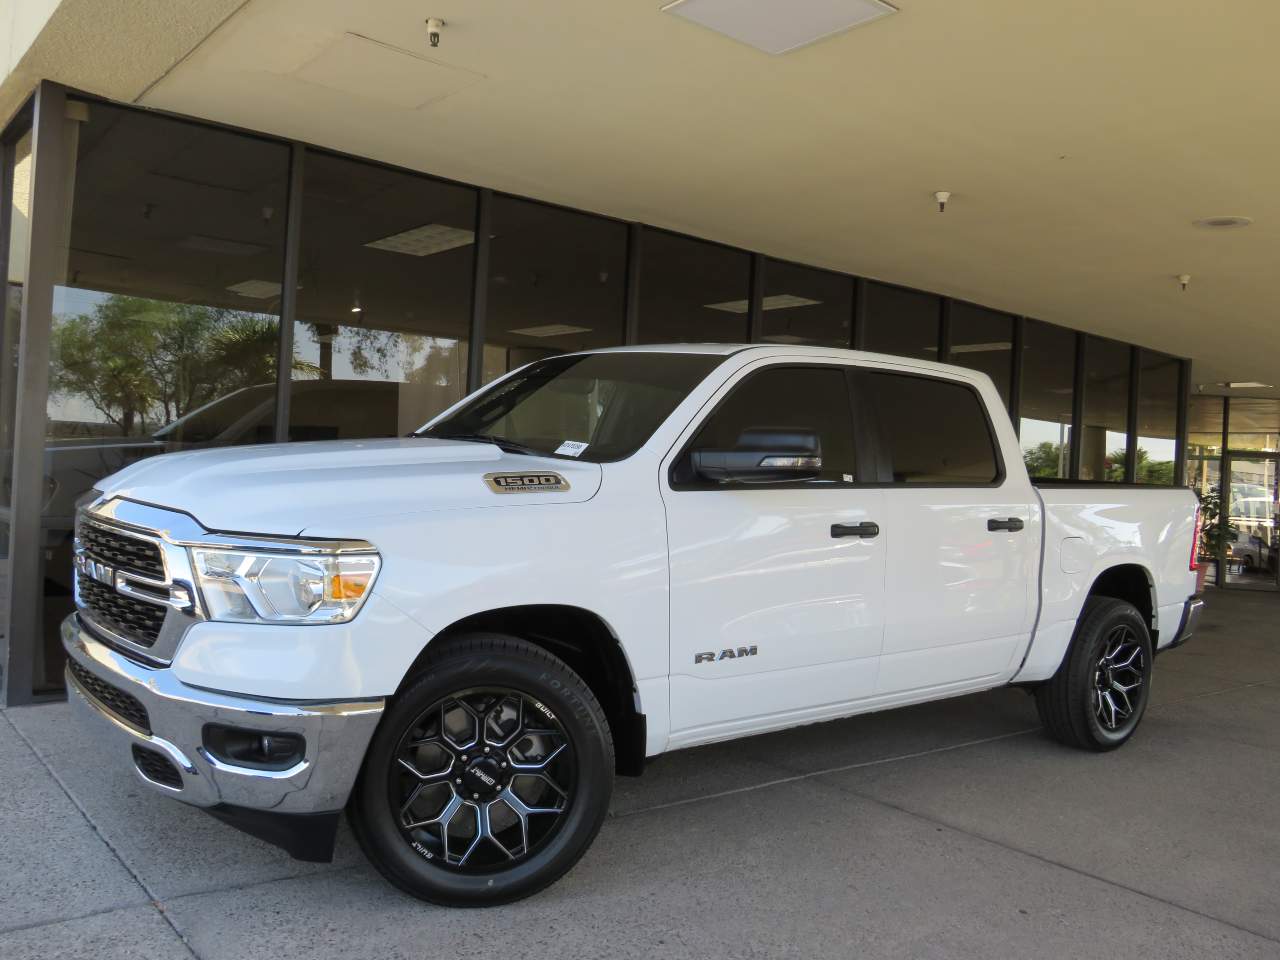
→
(637, 230, 750, 344)
(483, 196, 626, 384)
(759, 260, 852, 347)
(43, 100, 291, 687)
(1019, 319, 1075, 479)
(1080, 336, 1131, 481)
(1186, 394, 1224, 492)
(1226, 398, 1280, 452)
(862, 282, 939, 360)
(948, 302, 1014, 406)
(1135, 349, 1179, 485)
(0, 123, 32, 658)
(290, 152, 476, 439)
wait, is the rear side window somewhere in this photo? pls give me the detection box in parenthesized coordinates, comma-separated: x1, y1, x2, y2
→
(861, 372, 1000, 484)
(674, 366, 856, 485)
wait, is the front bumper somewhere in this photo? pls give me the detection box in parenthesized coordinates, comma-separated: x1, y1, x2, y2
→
(62, 614, 383, 849)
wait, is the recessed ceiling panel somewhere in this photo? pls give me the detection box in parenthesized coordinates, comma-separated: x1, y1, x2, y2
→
(662, 0, 897, 55)
(291, 33, 486, 109)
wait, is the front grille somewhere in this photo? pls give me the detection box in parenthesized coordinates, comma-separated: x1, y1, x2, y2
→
(68, 658, 151, 734)
(78, 577, 165, 647)
(132, 745, 183, 789)
(80, 523, 164, 579)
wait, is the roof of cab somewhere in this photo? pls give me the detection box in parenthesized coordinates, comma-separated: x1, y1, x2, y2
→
(585, 342, 980, 379)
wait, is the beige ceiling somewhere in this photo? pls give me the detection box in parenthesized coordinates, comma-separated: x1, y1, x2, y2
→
(19, 0, 1280, 394)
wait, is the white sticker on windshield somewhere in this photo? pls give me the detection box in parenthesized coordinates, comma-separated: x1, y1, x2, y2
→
(555, 440, 589, 457)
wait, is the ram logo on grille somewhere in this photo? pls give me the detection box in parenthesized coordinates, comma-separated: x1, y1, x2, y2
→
(76, 555, 117, 587)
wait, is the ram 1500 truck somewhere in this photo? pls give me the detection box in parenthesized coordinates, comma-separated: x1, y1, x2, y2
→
(63, 344, 1203, 906)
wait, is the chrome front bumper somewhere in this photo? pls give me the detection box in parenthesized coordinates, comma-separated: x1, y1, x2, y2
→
(62, 614, 384, 815)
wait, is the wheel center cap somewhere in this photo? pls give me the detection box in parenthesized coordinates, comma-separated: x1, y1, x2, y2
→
(463, 757, 504, 799)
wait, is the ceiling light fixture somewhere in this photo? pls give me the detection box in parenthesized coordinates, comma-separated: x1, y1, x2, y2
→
(934, 191, 951, 213)
(365, 224, 475, 257)
(1177, 274, 1191, 291)
(661, 0, 897, 55)
(1192, 216, 1252, 229)
(705, 294, 823, 314)
(507, 324, 593, 338)
(226, 279, 283, 299)
(1221, 381, 1274, 389)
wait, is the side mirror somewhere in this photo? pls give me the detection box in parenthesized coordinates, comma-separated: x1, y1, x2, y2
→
(691, 427, 822, 484)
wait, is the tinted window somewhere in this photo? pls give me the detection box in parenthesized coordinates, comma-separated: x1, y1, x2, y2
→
(421, 352, 720, 462)
(636, 230, 751, 344)
(1020, 319, 1076, 479)
(1081, 336, 1131, 481)
(680, 366, 856, 484)
(290, 151, 475, 440)
(483, 196, 627, 384)
(863, 373, 999, 484)
(862, 282, 939, 360)
(760, 260, 853, 347)
(948, 302, 1014, 405)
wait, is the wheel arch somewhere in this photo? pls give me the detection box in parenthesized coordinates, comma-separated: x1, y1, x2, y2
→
(1085, 563, 1156, 636)
(400, 604, 647, 777)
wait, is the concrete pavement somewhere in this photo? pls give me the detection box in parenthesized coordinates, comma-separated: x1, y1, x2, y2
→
(2, 588, 1276, 959)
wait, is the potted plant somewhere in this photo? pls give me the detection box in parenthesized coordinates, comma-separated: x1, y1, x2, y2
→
(1195, 488, 1226, 589)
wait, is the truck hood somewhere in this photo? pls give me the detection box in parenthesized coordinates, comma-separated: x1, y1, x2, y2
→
(96, 438, 602, 536)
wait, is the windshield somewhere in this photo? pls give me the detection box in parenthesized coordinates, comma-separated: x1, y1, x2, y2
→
(418, 352, 722, 462)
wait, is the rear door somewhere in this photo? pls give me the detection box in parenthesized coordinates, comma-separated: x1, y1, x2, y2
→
(662, 361, 886, 744)
(856, 368, 1040, 696)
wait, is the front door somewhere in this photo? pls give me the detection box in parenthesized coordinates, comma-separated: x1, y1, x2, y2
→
(1223, 453, 1279, 590)
(856, 368, 1041, 696)
(662, 362, 886, 745)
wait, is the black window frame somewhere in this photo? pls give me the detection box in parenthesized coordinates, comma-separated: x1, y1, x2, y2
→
(851, 368, 1008, 489)
(667, 362, 876, 491)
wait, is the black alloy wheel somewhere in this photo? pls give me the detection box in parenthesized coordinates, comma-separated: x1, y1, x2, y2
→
(350, 634, 614, 906)
(1035, 596, 1154, 751)
(393, 688, 574, 869)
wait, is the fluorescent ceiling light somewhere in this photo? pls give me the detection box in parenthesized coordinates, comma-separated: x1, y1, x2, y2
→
(365, 223, 474, 257)
(662, 0, 897, 55)
(225, 279, 283, 299)
(1223, 381, 1273, 389)
(926, 341, 1013, 355)
(705, 294, 823, 314)
(507, 324, 593, 338)
(179, 235, 266, 256)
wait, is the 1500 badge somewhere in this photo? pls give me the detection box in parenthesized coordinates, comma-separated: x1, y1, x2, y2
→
(484, 472, 570, 494)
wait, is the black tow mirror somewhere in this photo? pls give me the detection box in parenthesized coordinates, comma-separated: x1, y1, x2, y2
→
(691, 427, 822, 484)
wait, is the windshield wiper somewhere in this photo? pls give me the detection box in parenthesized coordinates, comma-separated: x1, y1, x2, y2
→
(425, 432, 545, 457)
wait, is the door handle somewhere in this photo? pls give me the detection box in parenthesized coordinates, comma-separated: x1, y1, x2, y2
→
(832, 521, 880, 539)
(987, 517, 1025, 532)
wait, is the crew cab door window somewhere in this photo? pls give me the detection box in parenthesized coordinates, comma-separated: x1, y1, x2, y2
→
(672, 366, 856, 486)
(860, 372, 999, 484)
(661, 363, 886, 742)
(857, 369, 1039, 696)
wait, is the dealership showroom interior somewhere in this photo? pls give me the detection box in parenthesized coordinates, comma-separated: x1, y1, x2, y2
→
(0, 0, 1277, 956)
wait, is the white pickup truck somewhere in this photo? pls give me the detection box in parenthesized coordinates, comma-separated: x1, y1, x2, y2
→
(63, 344, 1203, 906)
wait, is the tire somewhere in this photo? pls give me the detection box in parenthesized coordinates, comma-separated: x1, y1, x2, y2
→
(1034, 597, 1153, 751)
(349, 633, 614, 906)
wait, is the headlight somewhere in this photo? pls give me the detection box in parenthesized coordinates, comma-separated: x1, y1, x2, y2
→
(191, 547, 380, 624)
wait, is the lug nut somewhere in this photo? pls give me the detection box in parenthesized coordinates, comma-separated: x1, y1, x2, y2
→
(484, 747, 490, 754)
(455, 777, 462, 784)
(460, 754, 468, 762)
(500, 762, 507, 768)
(472, 793, 479, 799)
